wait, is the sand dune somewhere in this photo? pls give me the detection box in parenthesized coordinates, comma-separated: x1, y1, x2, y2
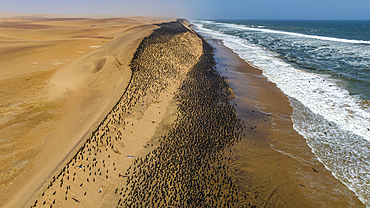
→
(0, 16, 168, 207)
(23, 20, 202, 208)
(0, 11, 129, 19)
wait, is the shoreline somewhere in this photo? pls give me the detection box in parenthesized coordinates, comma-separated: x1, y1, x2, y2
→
(209, 38, 364, 207)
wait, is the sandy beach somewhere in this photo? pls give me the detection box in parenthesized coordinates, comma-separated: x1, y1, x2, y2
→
(0, 14, 365, 208)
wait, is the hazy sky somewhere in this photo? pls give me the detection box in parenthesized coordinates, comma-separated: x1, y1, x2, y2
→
(1, 0, 370, 20)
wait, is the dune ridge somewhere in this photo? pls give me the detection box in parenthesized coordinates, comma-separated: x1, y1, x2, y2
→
(23, 20, 203, 207)
(0, 16, 168, 207)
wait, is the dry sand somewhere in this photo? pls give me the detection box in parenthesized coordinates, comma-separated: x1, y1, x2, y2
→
(0, 15, 170, 207)
(6, 19, 203, 208)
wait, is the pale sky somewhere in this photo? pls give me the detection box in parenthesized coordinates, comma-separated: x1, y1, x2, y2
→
(1, 0, 370, 20)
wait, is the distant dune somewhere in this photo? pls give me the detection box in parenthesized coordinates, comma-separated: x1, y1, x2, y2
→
(0, 11, 130, 19)
(0, 11, 172, 20)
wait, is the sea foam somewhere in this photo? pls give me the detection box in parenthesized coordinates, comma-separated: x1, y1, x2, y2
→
(204, 21, 370, 45)
(193, 21, 370, 141)
(192, 20, 370, 205)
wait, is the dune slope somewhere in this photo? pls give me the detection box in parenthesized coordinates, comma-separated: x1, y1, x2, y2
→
(0, 16, 165, 208)
(25, 20, 203, 207)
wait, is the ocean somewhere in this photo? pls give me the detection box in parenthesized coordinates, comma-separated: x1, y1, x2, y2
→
(192, 20, 370, 205)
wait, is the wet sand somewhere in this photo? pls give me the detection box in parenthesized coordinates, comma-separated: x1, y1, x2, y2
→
(210, 39, 364, 207)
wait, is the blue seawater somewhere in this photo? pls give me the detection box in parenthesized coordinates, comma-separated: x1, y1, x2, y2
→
(192, 20, 370, 205)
